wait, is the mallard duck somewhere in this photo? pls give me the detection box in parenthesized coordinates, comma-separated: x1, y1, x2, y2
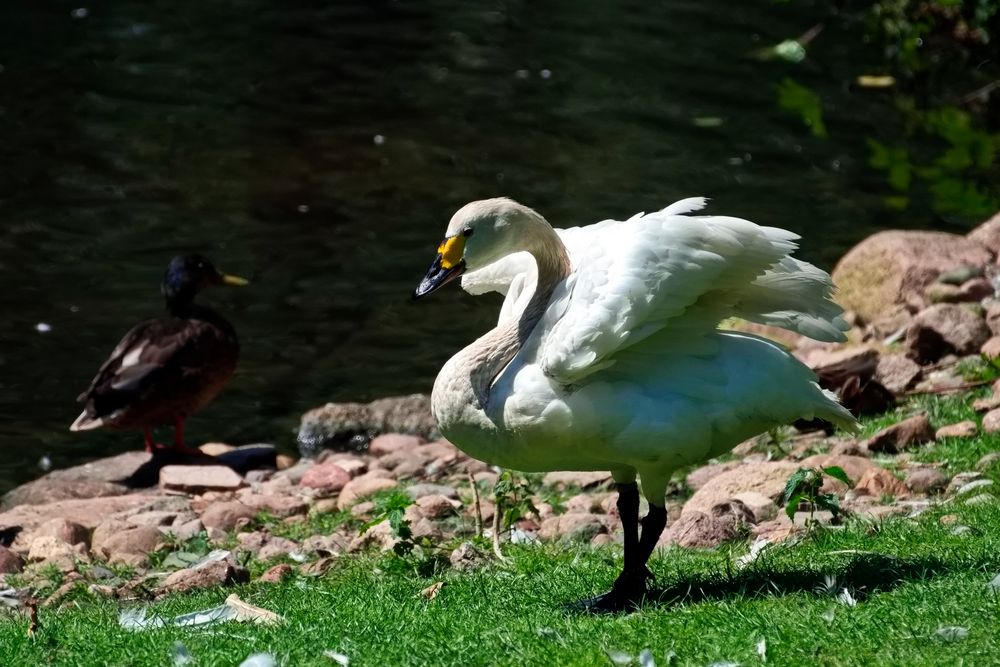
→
(413, 197, 857, 612)
(70, 254, 247, 454)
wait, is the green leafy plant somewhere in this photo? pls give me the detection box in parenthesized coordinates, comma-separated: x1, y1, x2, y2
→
(782, 466, 852, 528)
(776, 77, 827, 138)
(361, 489, 415, 555)
(493, 470, 539, 533)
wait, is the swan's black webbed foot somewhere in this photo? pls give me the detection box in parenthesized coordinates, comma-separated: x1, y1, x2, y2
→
(570, 567, 653, 614)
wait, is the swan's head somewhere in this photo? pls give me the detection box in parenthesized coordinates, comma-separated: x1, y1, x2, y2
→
(413, 198, 545, 299)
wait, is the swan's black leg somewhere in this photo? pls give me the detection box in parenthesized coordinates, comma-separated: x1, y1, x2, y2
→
(574, 482, 662, 613)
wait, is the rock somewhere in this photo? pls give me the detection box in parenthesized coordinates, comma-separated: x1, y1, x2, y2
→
(977, 452, 1000, 469)
(924, 282, 963, 303)
(369, 433, 423, 456)
(28, 536, 83, 563)
(541, 471, 611, 490)
(0, 545, 25, 574)
(986, 303, 1000, 337)
(449, 541, 487, 572)
(300, 534, 349, 557)
(0, 451, 151, 509)
(349, 520, 397, 552)
(200, 501, 258, 532)
(864, 414, 935, 453)
(752, 518, 800, 543)
(965, 493, 996, 506)
(276, 454, 296, 470)
(337, 477, 399, 510)
(166, 519, 204, 542)
(415, 494, 459, 519)
(966, 210, 1000, 256)
(349, 501, 375, 518)
(565, 494, 602, 514)
(854, 468, 908, 498)
(959, 277, 995, 302)
(297, 394, 437, 456)
(935, 421, 978, 439)
(731, 492, 778, 523)
(405, 484, 458, 500)
(832, 230, 991, 322)
(299, 462, 351, 494)
(973, 394, 1000, 412)
(982, 408, 1000, 433)
(982, 337, 1000, 359)
(243, 495, 308, 518)
(96, 525, 164, 564)
(158, 554, 249, 595)
(874, 354, 922, 394)
(799, 454, 878, 491)
(947, 472, 982, 494)
(682, 462, 800, 517)
(257, 537, 300, 561)
(126, 510, 183, 527)
(686, 462, 743, 491)
(160, 465, 245, 494)
(319, 455, 368, 478)
(0, 495, 180, 541)
(905, 304, 991, 363)
(410, 518, 443, 540)
(539, 513, 607, 542)
(35, 519, 89, 547)
(259, 563, 294, 583)
(905, 467, 949, 494)
(199, 443, 235, 456)
(236, 531, 269, 553)
(661, 503, 752, 548)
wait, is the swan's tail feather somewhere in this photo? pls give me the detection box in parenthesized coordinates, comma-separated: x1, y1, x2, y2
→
(816, 387, 860, 433)
(734, 255, 849, 343)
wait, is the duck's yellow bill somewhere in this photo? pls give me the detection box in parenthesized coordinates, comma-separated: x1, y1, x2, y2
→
(221, 273, 250, 286)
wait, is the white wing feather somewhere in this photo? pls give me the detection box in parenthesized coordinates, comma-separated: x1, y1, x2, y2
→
(465, 198, 847, 384)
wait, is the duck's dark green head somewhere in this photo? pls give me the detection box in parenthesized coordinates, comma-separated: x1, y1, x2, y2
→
(162, 254, 248, 310)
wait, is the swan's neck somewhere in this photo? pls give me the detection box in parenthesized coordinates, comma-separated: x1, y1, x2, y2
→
(433, 224, 571, 433)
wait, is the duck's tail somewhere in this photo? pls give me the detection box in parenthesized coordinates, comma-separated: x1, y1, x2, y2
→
(69, 410, 104, 431)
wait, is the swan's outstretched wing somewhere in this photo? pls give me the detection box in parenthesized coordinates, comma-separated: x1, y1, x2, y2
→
(536, 200, 846, 384)
(461, 199, 709, 297)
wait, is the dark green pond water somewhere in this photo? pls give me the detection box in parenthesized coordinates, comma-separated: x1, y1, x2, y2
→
(0, 1, 971, 493)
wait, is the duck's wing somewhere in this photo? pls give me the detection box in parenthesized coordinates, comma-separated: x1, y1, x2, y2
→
(71, 318, 215, 428)
(535, 199, 846, 385)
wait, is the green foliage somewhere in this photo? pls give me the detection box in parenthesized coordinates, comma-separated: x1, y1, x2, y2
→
(867, 107, 1000, 219)
(955, 355, 1000, 383)
(361, 489, 416, 555)
(782, 466, 852, 527)
(493, 470, 539, 532)
(776, 77, 827, 138)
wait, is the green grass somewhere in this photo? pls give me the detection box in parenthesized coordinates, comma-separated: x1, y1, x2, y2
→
(3, 503, 1000, 666)
(3, 392, 1000, 666)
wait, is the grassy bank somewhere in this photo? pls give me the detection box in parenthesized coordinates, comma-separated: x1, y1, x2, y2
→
(2, 392, 1000, 666)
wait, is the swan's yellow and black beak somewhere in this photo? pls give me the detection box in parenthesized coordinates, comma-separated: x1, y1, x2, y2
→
(413, 236, 466, 300)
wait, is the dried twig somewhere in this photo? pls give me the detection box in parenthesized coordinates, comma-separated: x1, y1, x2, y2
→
(467, 471, 484, 539)
(491, 500, 508, 563)
(27, 599, 39, 637)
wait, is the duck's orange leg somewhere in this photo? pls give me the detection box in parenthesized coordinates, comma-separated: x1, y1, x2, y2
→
(143, 428, 156, 453)
(171, 415, 207, 456)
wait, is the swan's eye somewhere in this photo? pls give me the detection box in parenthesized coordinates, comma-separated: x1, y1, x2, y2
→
(463, 228, 473, 237)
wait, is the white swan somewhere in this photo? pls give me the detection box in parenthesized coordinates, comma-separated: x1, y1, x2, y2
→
(413, 197, 856, 611)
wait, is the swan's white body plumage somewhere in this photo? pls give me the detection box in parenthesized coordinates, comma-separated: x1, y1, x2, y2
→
(435, 197, 856, 501)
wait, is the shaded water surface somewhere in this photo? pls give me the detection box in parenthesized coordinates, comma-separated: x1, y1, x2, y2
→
(0, 1, 962, 491)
